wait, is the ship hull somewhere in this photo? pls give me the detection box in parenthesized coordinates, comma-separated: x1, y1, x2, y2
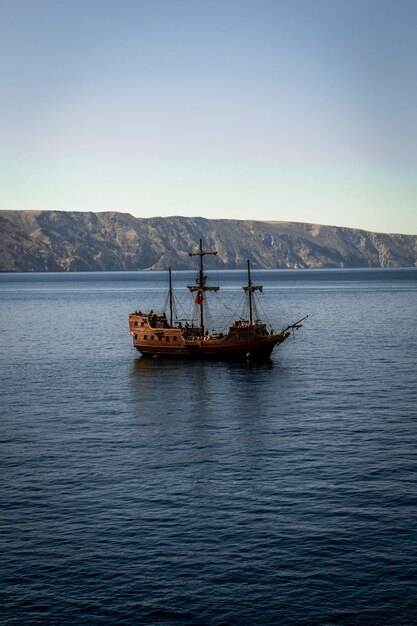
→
(129, 313, 289, 360)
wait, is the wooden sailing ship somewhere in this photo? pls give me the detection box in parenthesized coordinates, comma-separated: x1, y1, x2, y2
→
(129, 240, 307, 360)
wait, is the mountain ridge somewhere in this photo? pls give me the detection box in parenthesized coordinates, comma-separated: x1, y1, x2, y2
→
(1, 210, 416, 271)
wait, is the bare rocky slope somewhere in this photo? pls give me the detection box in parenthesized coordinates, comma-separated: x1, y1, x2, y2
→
(0, 210, 416, 271)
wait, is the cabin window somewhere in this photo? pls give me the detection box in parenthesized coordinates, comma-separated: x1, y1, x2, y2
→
(158, 335, 162, 341)
(151, 335, 154, 340)
(173, 336, 177, 342)
(134, 321, 138, 326)
(166, 336, 170, 342)
(144, 334, 147, 340)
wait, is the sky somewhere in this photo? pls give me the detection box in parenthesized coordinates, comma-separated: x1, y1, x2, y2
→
(1, 0, 417, 234)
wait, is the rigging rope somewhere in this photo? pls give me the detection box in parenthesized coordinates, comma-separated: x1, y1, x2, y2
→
(212, 291, 247, 330)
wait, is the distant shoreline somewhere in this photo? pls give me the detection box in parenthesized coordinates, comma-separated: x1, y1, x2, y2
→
(1, 210, 416, 272)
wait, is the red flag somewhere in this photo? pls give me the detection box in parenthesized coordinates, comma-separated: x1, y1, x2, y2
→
(195, 290, 204, 305)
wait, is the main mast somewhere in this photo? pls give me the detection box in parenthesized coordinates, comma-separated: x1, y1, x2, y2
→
(243, 260, 263, 325)
(188, 239, 219, 336)
(168, 266, 173, 327)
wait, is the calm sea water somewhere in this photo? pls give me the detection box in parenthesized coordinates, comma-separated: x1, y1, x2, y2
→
(1, 268, 417, 625)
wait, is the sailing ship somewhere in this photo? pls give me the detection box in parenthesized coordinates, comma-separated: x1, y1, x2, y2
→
(129, 240, 307, 360)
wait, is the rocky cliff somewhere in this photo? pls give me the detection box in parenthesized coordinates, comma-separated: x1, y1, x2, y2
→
(1, 210, 416, 271)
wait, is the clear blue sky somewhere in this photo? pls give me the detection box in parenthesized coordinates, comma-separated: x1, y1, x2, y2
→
(1, 0, 417, 233)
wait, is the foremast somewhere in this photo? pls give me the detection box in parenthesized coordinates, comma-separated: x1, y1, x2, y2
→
(187, 239, 219, 336)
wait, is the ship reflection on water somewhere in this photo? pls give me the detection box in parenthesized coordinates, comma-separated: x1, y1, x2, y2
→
(128, 354, 283, 440)
(127, 354, 287, 497)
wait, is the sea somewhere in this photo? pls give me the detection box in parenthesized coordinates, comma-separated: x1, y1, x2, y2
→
(1, 268, 417, 626)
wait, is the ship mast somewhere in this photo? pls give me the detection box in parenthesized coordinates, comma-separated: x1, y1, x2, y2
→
(188, 239, 219, 336)
(168, 266, 173, 327)
(243, 260, 263, 325)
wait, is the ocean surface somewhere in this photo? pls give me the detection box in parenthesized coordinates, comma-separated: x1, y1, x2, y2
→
(1, 268, 417, 625)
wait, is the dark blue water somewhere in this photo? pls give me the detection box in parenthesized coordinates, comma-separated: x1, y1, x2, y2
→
(1, 268, 417, 625)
